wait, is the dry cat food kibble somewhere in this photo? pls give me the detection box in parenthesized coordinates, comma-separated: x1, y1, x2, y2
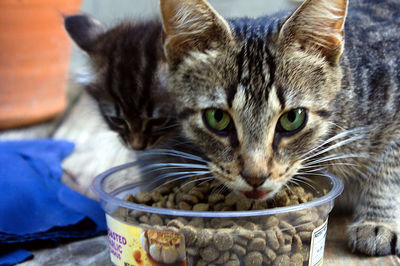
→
(112, 179, 330, 266)
(127, 179, 316, 211)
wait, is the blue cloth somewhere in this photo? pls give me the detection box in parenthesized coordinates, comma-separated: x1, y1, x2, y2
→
(0, 248, 32, 266)
(0, 139, 107, 265)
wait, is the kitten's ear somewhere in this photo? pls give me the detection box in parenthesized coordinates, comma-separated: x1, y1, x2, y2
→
(64, 14, 105, 53)
(279, 0, 348, 65)
(160, 0, 233, 66)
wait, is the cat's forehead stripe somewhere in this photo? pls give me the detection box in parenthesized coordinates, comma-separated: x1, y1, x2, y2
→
(276, 85, 286, 110)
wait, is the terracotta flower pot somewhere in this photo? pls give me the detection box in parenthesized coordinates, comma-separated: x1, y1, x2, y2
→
(0, 0, 82, 129)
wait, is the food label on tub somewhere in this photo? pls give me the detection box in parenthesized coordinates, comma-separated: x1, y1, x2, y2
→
(106, 214, 187, 266)
(309, 218, 328, 266)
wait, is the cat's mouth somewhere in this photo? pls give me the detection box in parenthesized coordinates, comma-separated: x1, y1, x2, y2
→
(241, 189, 270, 201)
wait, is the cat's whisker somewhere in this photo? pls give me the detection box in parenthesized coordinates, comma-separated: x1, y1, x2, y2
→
(217, 184, 230, 195)
(136, 162, 210, 179)
(327, 121, 347, 131)
(140, 162, 209, 171)
(145, 170, 210, 189)
(211, 183, 227, 195)
(191, 177, 215, 192)
(293, 175, 316, 184)
(150, 172, 211, 191)
(284, 183, 295, 194)
(303, 153, 367, 167)
(152, 123, 180, 133)
(301, 127, 365, 160)
(291, 176, 318, 193)
(178, 176, 214, 193)
(301, 133, 365, 162)
(297, 166, 328, 173)
(296, 172, 332, 177)
(298, 162, 359, 170)
(288, 179, 301, 187)
(140, 148, 208, 163)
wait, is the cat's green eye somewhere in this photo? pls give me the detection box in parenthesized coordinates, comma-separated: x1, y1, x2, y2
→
(278, 108, 307, 133)
(204, 109, 231, 134)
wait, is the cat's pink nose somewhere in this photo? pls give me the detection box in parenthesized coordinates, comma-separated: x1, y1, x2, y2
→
(241, 172, 269, 188)
(245, 177, 266, 187)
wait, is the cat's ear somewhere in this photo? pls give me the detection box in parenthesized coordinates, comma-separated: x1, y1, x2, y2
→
(160, 0, 233, 66)
(64, 14, 105, 53)
(279, 0, 348, 65)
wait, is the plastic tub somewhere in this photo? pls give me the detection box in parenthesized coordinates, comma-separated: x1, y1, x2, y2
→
(92, 160, 343, 266)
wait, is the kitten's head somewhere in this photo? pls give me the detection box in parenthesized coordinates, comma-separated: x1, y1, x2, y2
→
(160, 0, 348, 200)
(65, 15, 174, 150)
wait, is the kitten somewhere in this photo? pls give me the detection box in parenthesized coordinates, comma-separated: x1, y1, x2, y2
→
(65, 0, 400, 257)
(64, 15, 177, 150)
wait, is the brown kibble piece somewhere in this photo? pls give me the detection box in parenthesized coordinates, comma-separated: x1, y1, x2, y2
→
(138, 215, 149, 224)
(224, 259, 240, 266)
(215, 251, 230, 264)
(236, 198, 252, 210)
(293, 215, 313, 226)
(264, 247, 277, 261)
(182, 194, 199, 205)
(134, 191, 152, 203)
(295, 222, 316, 232)
(298, 231, 312, 242)
(244, 251, 263, 266)
(277, 244, 292, 254)
(265, 231, 280, 250)
(248, 238, 266, 251)
(232, 244, 246, 256)
(200, 246, 220, 262)
(189, 189, 205, 200)
(264, 216, 279, 228)
(178, 201, 192, 210)
(167, 219, 185, 229)
(151, 191, 162, 202)
(193, 203, 209, 211)
(149, 213, 163, 226)
(272, 254, 290, 266)
(290, 253, 303, 266)
(186, 247, 198, 256)
(188, 217, 205, 228)
(279, 220, 296, 236)
(180, 225, 197, 246)
(123, 193, 134, 202)
(196, 229, 213, 248)
(225, 192, 240, 206)
(274, 227, 285, 246)
(208, 193, 225, 204)
(214, 230, 234, 251)
(292, 234, 303, 253)
(234, 235, 249, 246)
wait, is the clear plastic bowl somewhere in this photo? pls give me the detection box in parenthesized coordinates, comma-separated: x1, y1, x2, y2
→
(92, 160, 343, 266)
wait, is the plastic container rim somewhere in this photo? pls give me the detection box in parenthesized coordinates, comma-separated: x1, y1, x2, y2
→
(92, 161, 344, 218)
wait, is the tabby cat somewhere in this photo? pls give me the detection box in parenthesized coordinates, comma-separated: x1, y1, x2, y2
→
(65, 0, 400, 256)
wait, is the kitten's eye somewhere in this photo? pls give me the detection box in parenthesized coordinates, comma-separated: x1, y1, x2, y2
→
(278, 108, 307, 134)
(203, 109, 232, 135)
(108, 116, 127, 128)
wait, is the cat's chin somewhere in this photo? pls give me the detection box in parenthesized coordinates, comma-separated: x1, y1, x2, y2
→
(241, 189, 270, 201)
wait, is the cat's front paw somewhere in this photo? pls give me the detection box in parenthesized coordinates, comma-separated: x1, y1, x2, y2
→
(348, 221, 400, 256)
